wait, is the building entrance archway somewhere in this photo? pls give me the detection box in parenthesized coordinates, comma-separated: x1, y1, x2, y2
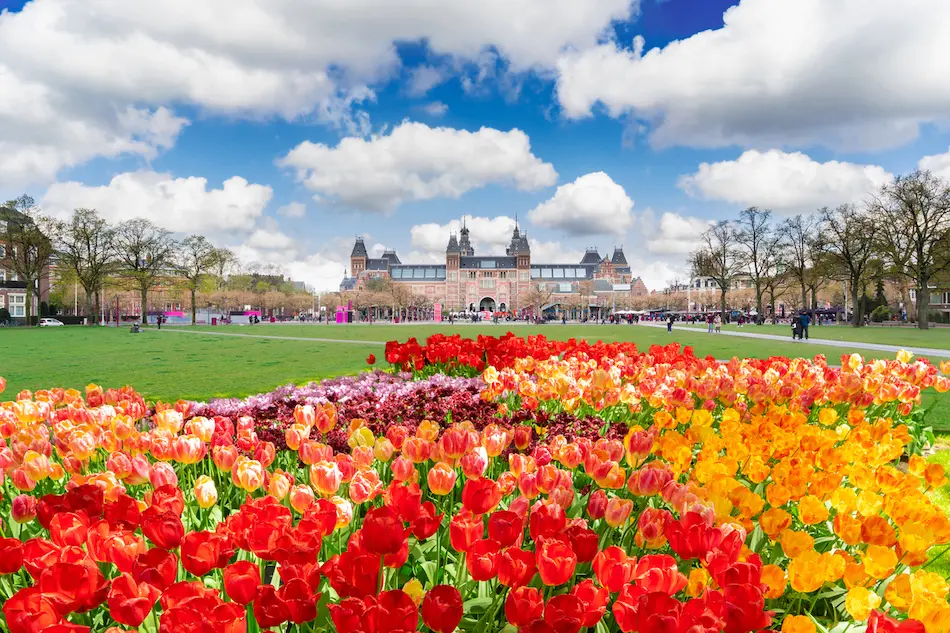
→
(498, 302, 507, 312)
(479, 297, 496, 312)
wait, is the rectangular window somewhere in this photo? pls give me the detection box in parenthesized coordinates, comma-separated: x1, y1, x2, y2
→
(482, 260, 496, 269)
(499, 271, 507, 279)
(520, 272, 529, 281)
(425, 268, 436, 279)
(469, 271, 477, 279)
(553, 269, 564, 278)
(0, 269, 5, 282)
(413, 269, 425, 279)
(479, 279, 496, 289)
(9, 294, 25, 317)
(392, 269, 402, 279)
(448, 272, 457, 281)
(541, 269, 552, 278)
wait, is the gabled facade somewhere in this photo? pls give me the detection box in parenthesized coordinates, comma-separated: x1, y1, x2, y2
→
(340, 222, 650, 312)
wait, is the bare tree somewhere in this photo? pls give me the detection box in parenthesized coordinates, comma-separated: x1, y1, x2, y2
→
(1, 196, 57, 326)
(735, 207, 776, 317)
(820, 204, 878, 327)
(781, 214, 821, 310)
(211, 247, 238, 290)
(114, 219, 177, 325)
(872, 170, 950, 329)
(523, 285, 555, 320)
(176, 235, 219, 325)
(689, 221, 745, 320)
(56, 208, 117, 325)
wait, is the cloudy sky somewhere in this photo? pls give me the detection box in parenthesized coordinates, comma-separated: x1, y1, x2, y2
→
(2, 0, 949, 291)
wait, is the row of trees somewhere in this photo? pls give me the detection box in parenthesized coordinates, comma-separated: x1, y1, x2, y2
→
(690, 170, 950, 329)
(1, 198, 310, 326)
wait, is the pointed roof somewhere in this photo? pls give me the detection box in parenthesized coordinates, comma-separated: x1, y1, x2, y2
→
(458, 223, 474, 256)
(580, 248, 602, 265)
(446, 234, 461, 253)
(350, 237, 368, 258)
(611, 247, 628, 265)
(381, 249, 401, 265)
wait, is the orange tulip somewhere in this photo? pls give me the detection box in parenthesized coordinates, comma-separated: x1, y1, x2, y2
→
(427, 462, 457, 496)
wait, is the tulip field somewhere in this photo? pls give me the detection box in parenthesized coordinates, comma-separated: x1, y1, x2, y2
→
(2, 332, 950, 633)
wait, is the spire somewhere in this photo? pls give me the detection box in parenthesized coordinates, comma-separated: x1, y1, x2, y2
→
(458, 217, 474, 256)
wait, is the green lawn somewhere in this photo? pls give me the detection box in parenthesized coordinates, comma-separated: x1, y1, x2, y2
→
(677, 321, 950, 350)
(1, 323, 949, 431)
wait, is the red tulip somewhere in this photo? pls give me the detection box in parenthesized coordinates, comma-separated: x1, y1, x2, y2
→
(529, 503, 566, 541)
(635, 555, 688, 595)
(180, 531, 234, 577)
(12, 494, 37, 523)
(497, 547, 536, 588)
(514, 426, 532, 450)
(664, 512, 722, 561)
(362, 506, 406, 556)
(278, 578, 320, 624)
(537, 537, 577, 586)
(133, 548, 179, 591)
(224, 561, 261, 605)
(48, 512, 90, 548)
(38, 561, 108, 614)
(0, 537, 24, 574)
(149, 485, 185, 516)
(254, 585, 290, 629)
(505, 586, 544, 628)
(159, 580, 217, 611)
(488, 510, 523, 548)
(593, 546, 636, 593)
(104, 494, 142, 530)
(544, 594, 585, 633)
(572, 579, 609, 627)
(2, 587, 60, 633)
(376, 590, 418, 633)
(410, 501, 443, 540)
(466, 538, 500, 581)
(586, 489, 607, 520)
(421, 585, 463, 633)
(367, 354, 376, 365)
(461, 477, 501, 515)
(449, 510, 483, 553)
(563, 525, 598, 563)
(141, 508, 184, 550)
(328, 597, 370, 633)
(867, 611, 926, 633)
(108, 573, 161, 627)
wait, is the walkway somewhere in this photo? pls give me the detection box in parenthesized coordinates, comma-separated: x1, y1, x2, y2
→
(157, 328, 385, 346)
(639, 322, 950, 359)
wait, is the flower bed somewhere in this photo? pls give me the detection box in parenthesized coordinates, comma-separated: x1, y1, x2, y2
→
(0, 337, 948, 633)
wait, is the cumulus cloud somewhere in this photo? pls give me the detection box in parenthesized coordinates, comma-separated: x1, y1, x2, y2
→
(555, 0, 950, 151)
(0, 0, 633, 184)
(277, 202, 307, 218)
(281, 122, 557, 212)
(40, 171, 273, 234)
(528, 172, 634, 236)
(528, 239, 583, 264)
(677, 150, 893, 213)
(645, 212, 713, 255)
(919, 147, 950, 183)
(410, 215, 518, 256)
(421, 101, 449, 117)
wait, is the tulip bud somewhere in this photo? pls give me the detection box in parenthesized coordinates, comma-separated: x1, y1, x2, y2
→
(427, 462, 457, 496)
(194, 475, 218, 509)
(12, 494, 37, 523)
(290, 484, 315, 513)
(604, 497, 633, 528)
(587, 489, 607, 520)
(374, 437, 395, 462)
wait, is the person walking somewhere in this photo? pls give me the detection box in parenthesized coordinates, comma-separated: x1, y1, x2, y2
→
(800, 312, 810, 340)
(714, 314, 722, 333)
(707, 313, 714, 334)
(667, 313, 674, 333)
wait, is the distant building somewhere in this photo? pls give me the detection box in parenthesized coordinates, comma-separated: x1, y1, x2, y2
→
(0, 208, 52, 320)
(341, 221, 648, 313)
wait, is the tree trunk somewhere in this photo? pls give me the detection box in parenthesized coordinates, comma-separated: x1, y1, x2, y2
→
(24, 283, 33, 327)
(754, 283, 763, 317)
(811, 287, 818, 310)
(768, 287, 776, 324)
(83, 286, 96, 326)
(720, 288, 727, 321)
(800, 283, 807, 311)
(191, 288, 198, 325)
(898, 280, 915, 322)
(917, 276, 931, 330)
(141, 288, 149, 325)
(851, 281, 862, 327)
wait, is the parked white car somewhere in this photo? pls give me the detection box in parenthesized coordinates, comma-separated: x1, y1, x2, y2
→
(39, 318, 64, 327)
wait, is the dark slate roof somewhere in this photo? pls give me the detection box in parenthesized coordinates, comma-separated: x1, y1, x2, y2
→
(460, 256, 516, 269)
(530, 264, 595, 280)
(366, 259, 389, 271)
(340, 277, 358, 290)
(580, 249, 602, 265)
(391, 265, 446, 280)
(611, 248, 628, 265)
(381, 250, 401, 265)
(593, 279, 613, 292)
(615, 266, 631, 275)
(350, 238, 368, 258)
(446, 235, 461, 253)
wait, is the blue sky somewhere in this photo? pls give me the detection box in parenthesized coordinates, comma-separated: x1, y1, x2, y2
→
(1, 0, 949, 290)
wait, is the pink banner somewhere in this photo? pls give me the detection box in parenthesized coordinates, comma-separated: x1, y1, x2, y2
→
(434, 303, 442, 323)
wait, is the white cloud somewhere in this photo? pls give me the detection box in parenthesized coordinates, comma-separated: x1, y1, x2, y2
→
(280, 122, 557, 212)
(408, 65, 449, 97)
(919, 147, 950, 183)
(528, 239, 583, 264)
(246, 227, 296, 251)
(0, 0, 633, 184)
(555, 0, 950, 151)
(41, 171, 273, 234)
(528, 172, 634, 236)
(421, 101, 449, 117)
(277, 202, 307, 218)
(678, 149, 893, 213)
(410, 215, 518, 256)
(628, 257, 686, 292)
(645, 212, 713, 255)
